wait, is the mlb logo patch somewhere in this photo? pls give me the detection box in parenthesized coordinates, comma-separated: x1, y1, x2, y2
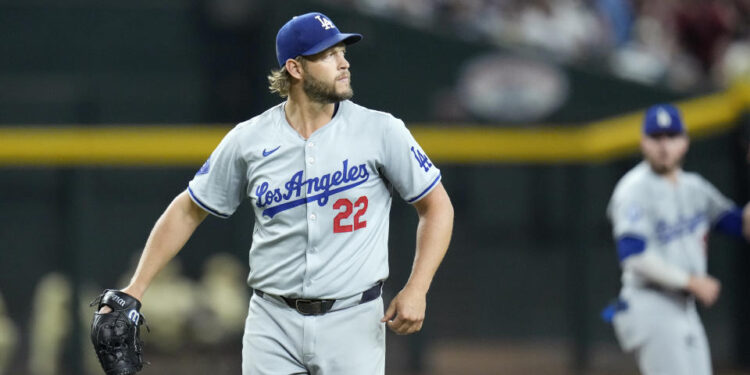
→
(626, 203, 643, 223)
(196, 157, 211, 176)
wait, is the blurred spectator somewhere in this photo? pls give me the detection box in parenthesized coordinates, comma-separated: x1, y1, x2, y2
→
(608, 0, 703, 89)
(514, 0, 604, 60)
(674, 0, 737, 73)
(0, 291, 17, 375)
(596, 0, 635, 47)
(715, 39, 750, 85)
(193, 253, 249, 345)
(29, 273, 72, 375)
(320, 0, 750, 91)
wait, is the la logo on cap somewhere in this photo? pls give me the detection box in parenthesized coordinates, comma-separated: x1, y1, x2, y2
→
(315, 15, 335, 30)
(656, 108, 672, 128)
(275, 12, 361, 67)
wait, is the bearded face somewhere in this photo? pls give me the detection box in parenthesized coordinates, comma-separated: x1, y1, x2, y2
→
(641, 133, 689, 175)
(302, 68, 353, 103)
(297, 44, 353, 104)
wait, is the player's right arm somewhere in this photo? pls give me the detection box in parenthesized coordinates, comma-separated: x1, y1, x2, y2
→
(622, 252, 720, 306)
(99, 123, 245, 313)
(99, 191, 208, 312)
(122, 190, 208, 299)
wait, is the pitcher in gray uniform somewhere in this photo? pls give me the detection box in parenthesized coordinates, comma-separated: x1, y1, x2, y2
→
(605, 104, 750, 375)
(98, 12, 454, 375)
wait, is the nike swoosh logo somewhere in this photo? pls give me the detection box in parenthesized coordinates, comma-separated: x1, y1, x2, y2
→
(262, 146, 281, 157)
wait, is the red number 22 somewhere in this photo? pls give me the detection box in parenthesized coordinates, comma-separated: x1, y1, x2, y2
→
(333, 196, 368, 233)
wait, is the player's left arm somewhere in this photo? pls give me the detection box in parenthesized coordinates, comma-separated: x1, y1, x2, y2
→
(711, 203, 750, 242)
(700, 176, 750, 241)
(381, 182, 453, 335)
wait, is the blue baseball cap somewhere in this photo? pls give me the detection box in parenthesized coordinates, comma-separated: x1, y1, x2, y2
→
(276, 12, 362, 67)
(642, 104, 685, 136)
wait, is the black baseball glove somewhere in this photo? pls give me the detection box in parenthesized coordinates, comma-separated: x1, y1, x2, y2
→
(90, 289, 148, 375)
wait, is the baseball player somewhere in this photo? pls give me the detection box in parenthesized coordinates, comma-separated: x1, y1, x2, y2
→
(94, 11, 453, 375)
(605, 104, 750, 375)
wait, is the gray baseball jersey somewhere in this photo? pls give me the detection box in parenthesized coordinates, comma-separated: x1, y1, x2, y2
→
(607, 161, 734, 374)
(187, 100, 441, 299)
(608, 161, 734, 285)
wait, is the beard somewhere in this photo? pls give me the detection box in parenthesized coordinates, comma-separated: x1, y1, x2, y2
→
(649, 162, 674, 175)
(647, 155, 683, 175)
(302, 71, 353, 103)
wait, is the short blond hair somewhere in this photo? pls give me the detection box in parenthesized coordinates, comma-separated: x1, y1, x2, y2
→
(268, 57, 304, 98)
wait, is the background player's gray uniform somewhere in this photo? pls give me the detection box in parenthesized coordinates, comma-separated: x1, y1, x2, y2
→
(188, 100, 441, 374)
(607, 161, 734, 375)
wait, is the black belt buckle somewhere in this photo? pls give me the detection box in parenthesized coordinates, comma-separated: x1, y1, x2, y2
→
(294, 299, 322, 315)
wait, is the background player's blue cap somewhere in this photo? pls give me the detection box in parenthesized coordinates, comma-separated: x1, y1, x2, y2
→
(276, 12, 362, 67)
(642, 104, 685, 136)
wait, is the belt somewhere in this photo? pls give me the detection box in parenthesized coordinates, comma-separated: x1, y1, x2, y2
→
(255, 281, 383, 316)
(644, 282, 691, 298)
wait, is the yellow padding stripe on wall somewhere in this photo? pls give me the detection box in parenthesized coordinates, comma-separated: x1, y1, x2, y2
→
(413, 83, 748, 163)
(0, 83, 748, 166)
(0, 126, 229, 166)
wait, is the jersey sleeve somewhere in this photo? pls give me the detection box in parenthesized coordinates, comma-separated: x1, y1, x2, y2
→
(696, 176, 735, 224)
(381, 118, 441, 203)
(187, 127, 248, 218)
(608, 193, 650, 241)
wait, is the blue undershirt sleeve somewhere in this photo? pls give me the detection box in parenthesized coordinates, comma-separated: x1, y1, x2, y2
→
(713, 207, 743, 239)
(617, 235, 646, 262)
